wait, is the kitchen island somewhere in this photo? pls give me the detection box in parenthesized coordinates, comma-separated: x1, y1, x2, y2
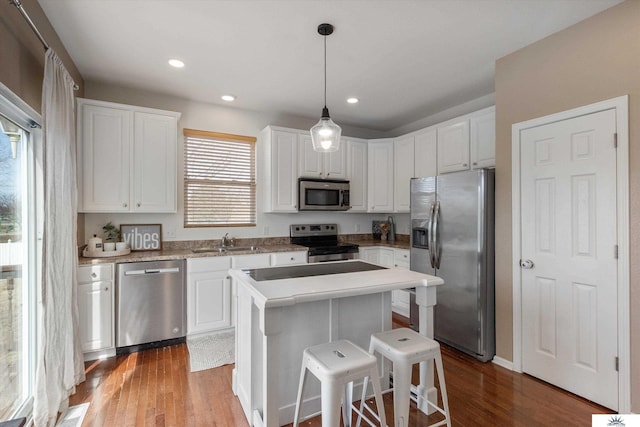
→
(229, 260, 443, 427)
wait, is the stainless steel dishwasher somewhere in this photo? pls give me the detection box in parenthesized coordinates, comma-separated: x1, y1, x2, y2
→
(116, 259, 185, 349)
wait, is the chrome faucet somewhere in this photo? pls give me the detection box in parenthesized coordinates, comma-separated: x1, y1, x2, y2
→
(221, 233, 230, 247)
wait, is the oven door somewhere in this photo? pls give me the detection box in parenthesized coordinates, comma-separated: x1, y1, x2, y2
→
(308, 251, 358, 263)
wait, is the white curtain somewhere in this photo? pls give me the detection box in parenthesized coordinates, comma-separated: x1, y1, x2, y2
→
(33, 48, 85, 427)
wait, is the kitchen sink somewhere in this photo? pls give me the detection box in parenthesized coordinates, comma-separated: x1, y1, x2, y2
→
(192, 246, 259, 253)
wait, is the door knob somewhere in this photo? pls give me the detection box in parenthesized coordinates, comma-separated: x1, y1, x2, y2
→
(520, 259, 535, 269)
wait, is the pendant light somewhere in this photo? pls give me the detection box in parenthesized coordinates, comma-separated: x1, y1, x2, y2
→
(310, 23, 341, 153)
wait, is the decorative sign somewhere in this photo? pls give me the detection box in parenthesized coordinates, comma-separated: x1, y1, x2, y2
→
(120, 224, 163, 251)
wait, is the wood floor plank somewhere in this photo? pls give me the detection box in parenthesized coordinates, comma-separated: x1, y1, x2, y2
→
(70, 318, 611, 427)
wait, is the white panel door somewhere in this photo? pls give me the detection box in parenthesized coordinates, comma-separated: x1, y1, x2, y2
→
(367, 140, 394, 212)
(78, 281, 113, 352)
(414, 128, 437, 178)
(346, 139, 368, 212)
(520, 109, 618, 409)
(298, 134, 323, 178)
(470, 107, 495, 169)
(437, 120, 470, 174)
(271, 130, 298, 211)
(188, 270, 231, 334)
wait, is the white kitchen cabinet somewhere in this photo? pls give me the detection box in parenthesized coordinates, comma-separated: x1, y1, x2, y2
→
(77, 98, 180, 213)
(414, 128, 437, 178)
(187, 257, 233, 335)
(470, 106, 496, 169)
(260, 126, 299, 212)
(270, 251, 308, 266)
(367, 140, 394, 212)
(345, 138, 368, 212)
(437, 119, 470, 174)
(394, 135, 415, 212)
(77, 264, 115, 360)
(298, 134, 346, 179)
(359, 247, 411, 317)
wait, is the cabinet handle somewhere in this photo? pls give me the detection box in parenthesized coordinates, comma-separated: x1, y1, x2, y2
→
(123, 203, 128, 208)
(104, 286, 109, 291)
(326, 173, 330, 176)
(226, 276, 231, 280)
(319, 172, 322, 177)
(473, 162, 478, 166)
(463, 163, 468, 167)
(137, 202, 141, 207)
(91, 272, 97, 278)
(290, 257, 294, 260)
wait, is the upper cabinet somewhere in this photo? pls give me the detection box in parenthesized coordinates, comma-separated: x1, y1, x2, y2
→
(367, 139, 394, 212)
(260, 126, 299, 212)
(298, 134, 346, 179)
(437, 119, 470, 174)
(470, 106, 496, 169)
(393, 135, 415, 213)
(77, 98, 180, 213)
(345, 138, 368, 212)
(437, 107, 495, 174)
(413, 128, 437, 178)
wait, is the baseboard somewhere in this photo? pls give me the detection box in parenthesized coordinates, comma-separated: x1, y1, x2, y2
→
(492, 356, 514, 371)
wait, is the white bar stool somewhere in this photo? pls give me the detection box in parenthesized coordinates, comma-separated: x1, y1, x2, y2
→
(357, 328, 451, 427)
(293, 339, 387, 427)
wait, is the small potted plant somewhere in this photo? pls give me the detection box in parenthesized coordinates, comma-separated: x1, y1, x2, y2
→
(102, 221, 120, 251)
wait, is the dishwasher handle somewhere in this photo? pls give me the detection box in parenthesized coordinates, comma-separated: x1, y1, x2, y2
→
(124, 267, 181, 276)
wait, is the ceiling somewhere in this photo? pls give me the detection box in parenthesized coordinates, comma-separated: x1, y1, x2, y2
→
(37, 0, 622, 132)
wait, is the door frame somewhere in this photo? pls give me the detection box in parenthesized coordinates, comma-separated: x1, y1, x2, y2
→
(511, 95, 630, 412)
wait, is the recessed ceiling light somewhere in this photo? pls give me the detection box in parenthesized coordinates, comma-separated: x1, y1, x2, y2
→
(347, 97, 359, 104)
(221, 95, 236, 102)
(168, 59, 185, 68)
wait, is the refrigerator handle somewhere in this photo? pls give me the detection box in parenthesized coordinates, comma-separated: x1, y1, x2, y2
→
(428, 201, 436, 268)
(433, 201, 441, 269)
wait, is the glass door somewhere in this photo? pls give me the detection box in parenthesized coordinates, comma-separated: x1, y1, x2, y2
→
(0, 96, 40, 421)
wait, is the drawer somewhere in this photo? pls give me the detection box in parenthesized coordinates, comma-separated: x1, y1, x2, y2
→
(232, 253, 271, 268)
(394, 249, 409, 268)
(78, 264, 113, 282)
(271, 251, 307, 266)
(187, 256, 232, 273)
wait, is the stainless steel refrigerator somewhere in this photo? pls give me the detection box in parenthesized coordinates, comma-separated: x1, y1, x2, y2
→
(409, 169, 495, 362)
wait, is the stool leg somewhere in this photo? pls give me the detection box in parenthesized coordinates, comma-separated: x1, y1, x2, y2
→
(393, 362, 412, 427)
(322, 379, 344, 427)
(355, 376, 369, 427)
(435, 353, 451, 427)
(343, 382, 353, 427)
(368, 366, 387, 427)
(293, 362, 308, 427)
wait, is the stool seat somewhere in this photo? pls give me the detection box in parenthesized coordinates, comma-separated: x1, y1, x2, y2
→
(293, 339, 387, 427)
(358, 328, 451, 427)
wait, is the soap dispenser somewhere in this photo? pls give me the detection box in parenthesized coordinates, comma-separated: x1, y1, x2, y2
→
(387, 216, 396, 241)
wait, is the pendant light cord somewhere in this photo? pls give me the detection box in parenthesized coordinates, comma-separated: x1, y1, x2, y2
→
(323, 35, 327, 108)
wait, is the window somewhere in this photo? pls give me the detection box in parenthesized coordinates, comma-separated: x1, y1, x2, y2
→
(0, 96, 40, 421)
(183, 129, 256, 227)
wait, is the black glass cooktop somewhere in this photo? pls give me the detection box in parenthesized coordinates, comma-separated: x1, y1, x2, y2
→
(244, 261, 387, 282)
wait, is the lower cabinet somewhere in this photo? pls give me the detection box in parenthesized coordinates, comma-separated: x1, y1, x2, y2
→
(77, 263, 115, 360)
(187, 257, 233, 335)
(359, 246, 411, 317)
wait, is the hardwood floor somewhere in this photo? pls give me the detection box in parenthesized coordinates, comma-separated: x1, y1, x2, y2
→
(70, 316, 611, 426)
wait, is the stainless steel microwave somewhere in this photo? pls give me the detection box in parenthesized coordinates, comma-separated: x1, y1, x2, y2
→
(298, 178, 350, 211)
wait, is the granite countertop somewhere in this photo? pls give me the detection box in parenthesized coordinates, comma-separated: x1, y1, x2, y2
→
(78, 244, 308, 265)
(78, 234, 411, 265)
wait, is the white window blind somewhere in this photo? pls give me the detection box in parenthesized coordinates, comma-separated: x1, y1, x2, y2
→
(183, 129, 256, 227)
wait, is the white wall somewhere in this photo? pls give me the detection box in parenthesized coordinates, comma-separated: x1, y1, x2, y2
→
(82, 81, 410, 243)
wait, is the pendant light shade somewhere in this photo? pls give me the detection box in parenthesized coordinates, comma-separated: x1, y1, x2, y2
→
(311, 23, 341, 153)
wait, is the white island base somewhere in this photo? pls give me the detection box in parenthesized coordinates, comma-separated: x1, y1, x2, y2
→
(230, 261, 443, 427)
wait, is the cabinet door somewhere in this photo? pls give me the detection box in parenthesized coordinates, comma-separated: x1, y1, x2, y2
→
(271, 130, 299, 211)
(359, 247, 379, 264)
(79, 103, 131, 212)
(414, 128, 437, 178)
(470, 107, 495, 169)
(133, 112, 178, 212)
(298, 134, 323, 178)
(437, 120, 470, 174)
(346, 139, 368, 212)
(394, 249, 410, 269)
(394, 136, 415, 213)
(187, 270, 231, 334)
(367, 140, 394, 212)
(325, 148, 346, 179)
(378, 248, 395, 267)
(78, 281, 114, 352)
